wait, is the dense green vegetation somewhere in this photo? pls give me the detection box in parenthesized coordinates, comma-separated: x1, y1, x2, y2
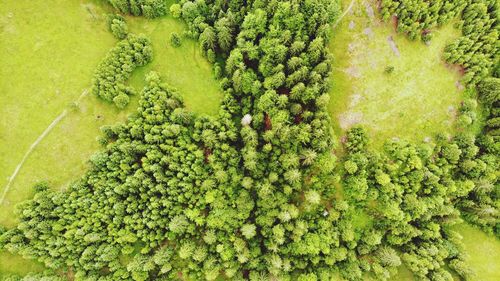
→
(0, 0, 498, 280)
(91, 33, 153, 108)
(106, 0, 167, 18)
(0, 0, 221, 276)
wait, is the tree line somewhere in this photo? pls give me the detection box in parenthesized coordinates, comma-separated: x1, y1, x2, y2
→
(381, 0, 499, 85)
(91, 34, 152, 109)
(106, 0, 167, 18)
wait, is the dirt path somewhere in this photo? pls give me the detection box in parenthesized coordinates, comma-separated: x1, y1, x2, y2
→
(387, 36, 400, 56)
(0, 90, 88, 205)
(333, 0, 356, 29)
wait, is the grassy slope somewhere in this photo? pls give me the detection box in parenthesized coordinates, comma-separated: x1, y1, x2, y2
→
(452, 223, 500, 280)
(328, 0, 464, 147)
(0, 0, 116, 275)
(127, 15, 222, 115)
(0, 0, 221, 277)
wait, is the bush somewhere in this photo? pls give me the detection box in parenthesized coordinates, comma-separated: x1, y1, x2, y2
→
(113, 93, 130, 109)
(108, 15, 128, 39)
(384, 66, 394, 74)
(170, 32, 181, 47)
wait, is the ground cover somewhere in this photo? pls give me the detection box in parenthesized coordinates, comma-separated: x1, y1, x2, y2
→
(328, 0, 464, 147)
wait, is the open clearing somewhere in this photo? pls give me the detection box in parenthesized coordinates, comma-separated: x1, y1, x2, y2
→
(453, 224, 500, 280)
(328, 0, 464, 147)
(127, 14, 222, 115)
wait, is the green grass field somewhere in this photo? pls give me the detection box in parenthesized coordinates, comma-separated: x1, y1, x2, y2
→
(453, 223, 500, 280)
(0, 0, 221, 276)
(328, 0, 464, 147)
(126, 14, 222, 115)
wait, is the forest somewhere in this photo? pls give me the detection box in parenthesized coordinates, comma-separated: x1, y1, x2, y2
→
(0, 0, 498, 280)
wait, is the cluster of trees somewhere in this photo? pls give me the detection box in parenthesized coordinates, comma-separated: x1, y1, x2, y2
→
(106, 0, 167, 18)
(479, 78, 500, 138)
(91, 34, 153, 108)
(456, 77, 500, 236)
(444, 0, 500, 85)
(341, 126, 496, 280)
(380, 0, 468, 41)
(381, 0, 499, 85)
(1, 72, 241, 280)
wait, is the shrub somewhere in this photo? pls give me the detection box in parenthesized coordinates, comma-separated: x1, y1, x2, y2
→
(170, 32, 181, 47)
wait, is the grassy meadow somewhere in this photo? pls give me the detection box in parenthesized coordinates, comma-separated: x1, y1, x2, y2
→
(328, 0, 464, 147)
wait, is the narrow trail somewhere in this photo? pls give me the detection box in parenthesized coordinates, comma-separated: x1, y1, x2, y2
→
(333, 0, 356, 29)
(0, 90, 89, 205)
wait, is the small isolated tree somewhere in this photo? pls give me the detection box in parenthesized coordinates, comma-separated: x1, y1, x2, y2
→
(113, 93, 130, 109)
(170, 32, 181, 47)
(110, 18, 128, 39)
(384, 65, 395, 74)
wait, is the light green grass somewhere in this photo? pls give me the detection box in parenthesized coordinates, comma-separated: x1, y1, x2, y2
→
(328, 0, 464, 147)
(0, 0, 115, 227)
(0, 0, 221, 276)
(0, 0, 118, 275)
(0, 252, 45, 278)
(127, 14, 222, 115)
(452, 223, 500, 280)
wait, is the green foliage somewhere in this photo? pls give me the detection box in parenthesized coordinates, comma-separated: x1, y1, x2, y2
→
(345, 126, 369, 153)
(107, 0, 167, 18)
(478, 77, 500, 106)
(107, 14, 129, 40)
(454, 76, 499, 236)
(169, 4, 181, 18)
(2, 0, 499, 280)
(91, 34, 152, 107)
(382, 0, 499, 85)
(113, 93, 130, 108)
(443, 0, 500, 85)
(169, 32, 181, 47)
(380, 0, 467, 40)
(240, 224, 256, 239)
